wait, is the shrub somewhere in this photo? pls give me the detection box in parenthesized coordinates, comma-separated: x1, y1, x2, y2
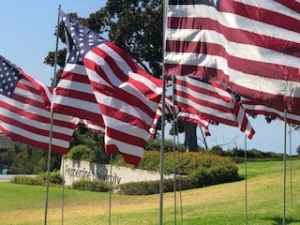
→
(248, 149, 264, 158)
(36, 170, 64, 185)
(137, 151, 161, 172)
(10, 170, 64, 186)
(117, 151, 240, 195)
(118, 175, 204, 195)
(32, 176, 48, 186)
(118, 178, 195, 195)
(118, 180, 159, 195)
(163, 177, 194, 192)
(117, 167, 240, 195)
(211, 145, 224, 156)
(115, 151, 238, 175)
(71, 179, 109, 192)
(66, 145, 91, 161)
(70, 150, 241, 195)
(187, 165, 240, 188)
(11, 175, 46, 186)
(11, 176, 34, 185)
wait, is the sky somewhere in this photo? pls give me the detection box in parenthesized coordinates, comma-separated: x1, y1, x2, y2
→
(1, 1, 299, 155)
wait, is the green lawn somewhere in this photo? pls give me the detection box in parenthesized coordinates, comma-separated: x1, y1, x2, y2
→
(0, 158, 300, 224)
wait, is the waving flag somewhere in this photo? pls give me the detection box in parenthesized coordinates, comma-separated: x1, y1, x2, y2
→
(241, 97, 300, 126)
(52, 29, 103, 125)
(177, 111, 210, 136)
(165, 0, 300, 113)
(149, 96, 174, 137)
(58, 9, 163, 165)
(0, 56, 78, 154)
(174, 76, 255, 139)
(78, 119, 105, 134)
(150, 95, 211, 138)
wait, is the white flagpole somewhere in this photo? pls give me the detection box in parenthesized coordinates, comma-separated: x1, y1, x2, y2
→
(159, 0, 168, 224)
(44, 5, 61, 225)
(283, 109, 287, 225)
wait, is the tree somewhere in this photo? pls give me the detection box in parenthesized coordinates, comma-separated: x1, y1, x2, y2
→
(102, 0, 163, 77)
(11, 144, 47, 174)
(180, 120, 198, 152)
(70, 126, 111, 164)
(297, 145, 300, 155)
(211, 145, 224, 156)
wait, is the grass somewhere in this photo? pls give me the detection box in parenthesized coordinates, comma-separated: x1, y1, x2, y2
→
(0, 158, 300, 224)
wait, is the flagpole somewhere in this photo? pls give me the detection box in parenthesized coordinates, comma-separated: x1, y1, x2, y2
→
(244, 135, 248, 225)
(108, 153, 113, 225)
(174, 105, 183, 220)
(61, 158, 65, 225)
(172, 121, 177, 225)
(289, 125, 293, 207)
(171, 76, 177, 225)
(199, 127, 208, 150)
(283, 109, 287, 225)
(44, 5, 61, 225)
(159, 76, 167, 225)
(159, 0, 168, 224)
(175, 127, 183, 220)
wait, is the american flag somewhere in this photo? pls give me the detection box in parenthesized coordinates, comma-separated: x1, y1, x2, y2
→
(52, 29, 103, 125)
(150, 95, 211, 138)
(0, 55, 79, 154)
(174, 76, 255, 139)
(78, 119, 105, 134)
(164, 1, 300, 113)
(177, 110, 211, 137)
(59, 9, 163, 165)
(149, 96, 174, 136)
(241, 97, 300, 126)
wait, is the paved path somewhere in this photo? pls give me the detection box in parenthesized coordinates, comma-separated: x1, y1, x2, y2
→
(0, 174, 35, 182)
(0, 175, 14, 182)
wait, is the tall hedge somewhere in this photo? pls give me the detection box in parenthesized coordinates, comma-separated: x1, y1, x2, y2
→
(115, 150, 238, 175)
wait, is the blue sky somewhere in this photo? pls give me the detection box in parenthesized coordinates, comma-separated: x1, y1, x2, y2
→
(1, 1, 299, 155)
(1, 0, 106, 86)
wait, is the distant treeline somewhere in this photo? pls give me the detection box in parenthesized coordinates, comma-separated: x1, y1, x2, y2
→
(146, 138, 285, 158)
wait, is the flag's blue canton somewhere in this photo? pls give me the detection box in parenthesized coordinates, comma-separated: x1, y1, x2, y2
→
(0, 56, 23, 98)
(60, 9, 106, 60)
(169, 0, 220, 10)
(65, 34, 84, 66)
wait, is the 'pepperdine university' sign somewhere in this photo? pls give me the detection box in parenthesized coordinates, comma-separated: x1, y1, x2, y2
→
(61, 158, 172, 186)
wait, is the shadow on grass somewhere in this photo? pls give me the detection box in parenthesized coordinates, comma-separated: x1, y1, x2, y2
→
(264, 216, 300, 224)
